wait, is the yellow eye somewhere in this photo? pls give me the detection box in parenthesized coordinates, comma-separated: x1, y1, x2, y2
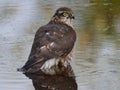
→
(63, 12, 68, 16)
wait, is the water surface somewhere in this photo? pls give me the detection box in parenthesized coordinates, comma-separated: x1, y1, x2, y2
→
(0, 0, 120, 90)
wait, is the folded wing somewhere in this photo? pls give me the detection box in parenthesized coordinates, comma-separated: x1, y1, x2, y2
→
(20, 23, 76, 73)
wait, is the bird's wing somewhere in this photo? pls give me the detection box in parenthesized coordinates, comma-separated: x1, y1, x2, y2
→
(22, 23, 76, 73)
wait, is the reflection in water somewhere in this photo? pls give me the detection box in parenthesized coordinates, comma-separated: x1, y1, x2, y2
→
(0, 0, 120, 90)
(24, 73, 77, 90)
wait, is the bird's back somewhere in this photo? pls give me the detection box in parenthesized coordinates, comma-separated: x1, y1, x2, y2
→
(19, 21, 76, 75)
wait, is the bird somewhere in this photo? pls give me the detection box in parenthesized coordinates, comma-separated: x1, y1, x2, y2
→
(18, 7, 76, 77)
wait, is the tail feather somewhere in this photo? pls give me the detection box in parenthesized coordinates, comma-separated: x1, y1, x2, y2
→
(17, 67, 26, 73)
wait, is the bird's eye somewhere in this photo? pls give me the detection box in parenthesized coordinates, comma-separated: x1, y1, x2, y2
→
(63, 12, 68, 17)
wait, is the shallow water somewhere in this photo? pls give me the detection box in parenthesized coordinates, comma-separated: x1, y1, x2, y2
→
(0, 0, 120, 90)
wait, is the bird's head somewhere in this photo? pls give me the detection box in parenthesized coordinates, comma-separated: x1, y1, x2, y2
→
(51, 7, 75, 27)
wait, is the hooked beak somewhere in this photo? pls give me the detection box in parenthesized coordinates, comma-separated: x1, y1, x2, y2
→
(71, 16, 75, 19)
(67, 16, 75, 19)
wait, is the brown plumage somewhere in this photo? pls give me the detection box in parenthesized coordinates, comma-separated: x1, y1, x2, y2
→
(18, 7, 76, 77)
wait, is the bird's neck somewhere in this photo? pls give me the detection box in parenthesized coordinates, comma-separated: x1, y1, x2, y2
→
(51, 16, 73, 27)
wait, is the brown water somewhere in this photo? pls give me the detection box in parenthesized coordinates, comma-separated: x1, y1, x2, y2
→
(0, 0, 120, 90)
